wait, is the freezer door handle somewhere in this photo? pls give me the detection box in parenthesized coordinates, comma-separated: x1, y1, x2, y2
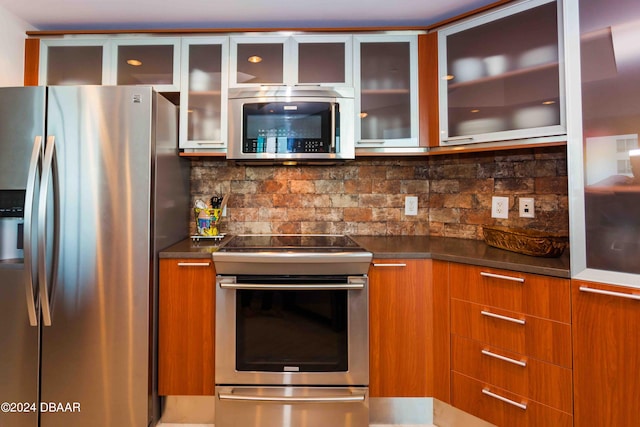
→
(38, 136, 59, 327)
(23, 135, 43, 327)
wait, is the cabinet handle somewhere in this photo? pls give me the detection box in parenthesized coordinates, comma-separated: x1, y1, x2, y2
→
(177, 261, 211, 267)
(481, 349, 527, 367)
(442, 136, 474, 143)
(482, 388, 527, 410)
(372, 263, 407, 267)
(480, 310, 526, 325)
(195, 141, 225, 145)
(579, 286, 640, 301)
(480, 271, 525, 283)
(357, 140, 386, 144)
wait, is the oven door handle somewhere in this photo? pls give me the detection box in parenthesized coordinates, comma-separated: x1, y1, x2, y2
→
(218, 392, 366, 403)
(220, 282, 365, 290)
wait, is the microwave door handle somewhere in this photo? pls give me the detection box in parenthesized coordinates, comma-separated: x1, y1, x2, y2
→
(331, 102, 337, 149)
(23, 135, 44, 327)
(38, 136, 59, 327)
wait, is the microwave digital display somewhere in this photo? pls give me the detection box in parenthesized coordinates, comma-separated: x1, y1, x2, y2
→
(242, 102, 338, 154)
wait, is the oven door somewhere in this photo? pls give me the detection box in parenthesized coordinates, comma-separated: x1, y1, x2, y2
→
(215, 275, 369, 386)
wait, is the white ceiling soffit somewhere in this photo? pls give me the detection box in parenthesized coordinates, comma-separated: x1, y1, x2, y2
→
(0, 0, 499, 30)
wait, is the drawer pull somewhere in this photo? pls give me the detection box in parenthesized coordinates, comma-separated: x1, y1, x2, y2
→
(177, 262, 211, 267)
(482, 388, 528, 410)
(481, 349, 527, 367)
(480, 271, 525, 283)
(480, 310, 526, 325)
(579, 286, 640, 301)
(372, 263, 407, 267)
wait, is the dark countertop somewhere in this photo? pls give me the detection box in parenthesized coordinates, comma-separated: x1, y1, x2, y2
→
(160, 237, 230, 259)
(350, 235, 570, 278)
(160, 234, 571, 278)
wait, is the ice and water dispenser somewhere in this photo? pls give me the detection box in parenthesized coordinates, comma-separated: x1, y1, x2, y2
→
(0, 190, 25, 261)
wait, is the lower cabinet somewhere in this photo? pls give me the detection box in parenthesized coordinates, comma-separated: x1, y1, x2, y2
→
(448, 263, 573, 426)
(572, 280, 640, 427)
(368, 259, 434, 397)
(158, 258, 216, 395)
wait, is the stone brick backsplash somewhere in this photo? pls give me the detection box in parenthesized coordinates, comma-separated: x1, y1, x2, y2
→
(190, 145, 568, 240)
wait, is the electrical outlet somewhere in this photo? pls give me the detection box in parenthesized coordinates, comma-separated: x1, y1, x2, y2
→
(405, 196, 418, 216)
(519, 197, 535, 218)
(491, 196, 509, 219)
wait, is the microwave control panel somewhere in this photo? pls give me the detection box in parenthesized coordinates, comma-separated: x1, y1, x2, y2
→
(243, 138, 333, 154)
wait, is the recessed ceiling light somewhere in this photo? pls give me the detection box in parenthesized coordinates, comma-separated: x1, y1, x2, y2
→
(443, 75, 454, 80)
(126, 59, 142, 66)
(248, 56, 263, 63)
(359, 112, 368, 119)
(471, 109, 480, 113)
(542, 100, 556, 105)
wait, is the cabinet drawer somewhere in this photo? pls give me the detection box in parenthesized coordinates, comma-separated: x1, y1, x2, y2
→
(450, 264, 571, 323)
(452, 372, 573, 427)
(451, 335, 572, 413)
(451, 299, 572, 368)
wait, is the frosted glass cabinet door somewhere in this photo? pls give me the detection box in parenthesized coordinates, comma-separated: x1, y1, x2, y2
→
(578, 0, 640, 276)
(293, 35, 352, 86)
(230, 37, 288, 86)
(438, 0, 565, 145)
(230, 35, 352, 87)
(355, 35, 419, 148)
(112, 39, 181, 91)
(180, 38, 228, 150)
(39, 40, 109, 85)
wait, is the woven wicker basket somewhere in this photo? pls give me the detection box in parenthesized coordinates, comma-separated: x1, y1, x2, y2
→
(482, 225, 568, 257)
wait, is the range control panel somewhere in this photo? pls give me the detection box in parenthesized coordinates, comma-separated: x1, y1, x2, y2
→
(0, 190, 26, 218)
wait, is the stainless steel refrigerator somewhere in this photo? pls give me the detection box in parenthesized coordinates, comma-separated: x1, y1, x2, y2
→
(0, 86, 190, 427)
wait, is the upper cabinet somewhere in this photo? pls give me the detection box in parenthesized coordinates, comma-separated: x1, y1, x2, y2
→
(111, 38, 181, 92)
(295, 35, 352, 86)
(39, 37, 181, 91)
(354, 34, 419, 149)
(566, 0, 640, 285)
(437, 0, 566, 146)
(229, 35, 352, 87)
(180, 37, 228, 151)
(39, 39, 110, 85)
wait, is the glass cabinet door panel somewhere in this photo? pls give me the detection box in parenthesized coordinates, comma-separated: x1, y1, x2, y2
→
(439, 0, 564, 144)
(180, 38, 228, 150)
(298, 42, 346, 84)
(579, 0, 640, 275)
(359, 41, 412, 140)
(46, 46, 103, 85)
(236, 43, 284, 85)
(116, 44, 175, 86)
(187, 44, 223, 142)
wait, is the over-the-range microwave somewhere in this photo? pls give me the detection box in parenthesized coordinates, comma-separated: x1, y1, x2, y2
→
(227, 87, 355, 164)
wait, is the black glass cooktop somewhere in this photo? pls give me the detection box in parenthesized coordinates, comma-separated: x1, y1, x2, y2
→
(221, 234, 364, 251)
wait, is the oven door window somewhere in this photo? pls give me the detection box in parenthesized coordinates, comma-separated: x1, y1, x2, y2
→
(242, 102, 337, 154)
(236, 283, 348, 372)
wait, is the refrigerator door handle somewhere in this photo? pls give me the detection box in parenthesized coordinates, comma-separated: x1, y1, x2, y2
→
(23, 135, 44, 327)
(38, 135, 59, 327)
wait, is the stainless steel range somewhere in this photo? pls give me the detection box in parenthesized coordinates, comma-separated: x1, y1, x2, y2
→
(212, 234, 372, 427)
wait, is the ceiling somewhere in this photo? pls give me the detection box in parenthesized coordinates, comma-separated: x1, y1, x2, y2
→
(0, 0, 499, 31)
